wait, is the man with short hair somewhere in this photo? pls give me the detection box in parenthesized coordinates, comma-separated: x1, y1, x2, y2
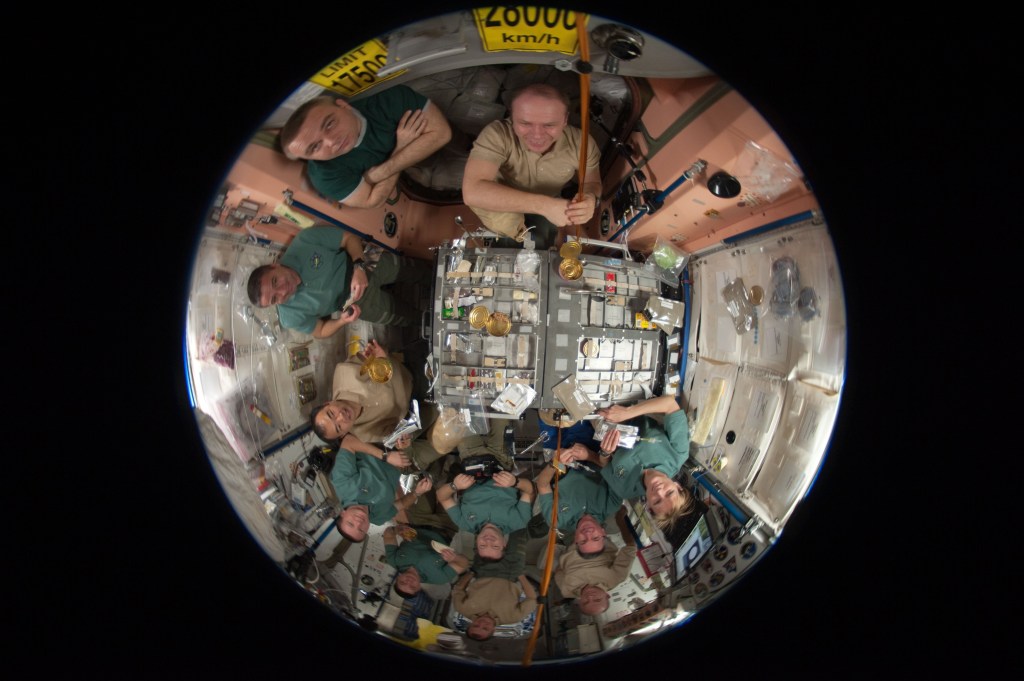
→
(451, 568, 537, 641)
(462, 83, 602, 248)
(435, 426, 535, 555)
(532, 437, 623, 540)
(435, 424, 538, 641)
(553, 507, 637, 616)
(246, 225, 432, 338)
(280, 85, 452, 209)
(330, 447, 431, 542)
(383, 524, 469, 599)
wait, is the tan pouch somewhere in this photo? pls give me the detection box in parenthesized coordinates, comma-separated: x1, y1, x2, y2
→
(427, 406, 470, 454)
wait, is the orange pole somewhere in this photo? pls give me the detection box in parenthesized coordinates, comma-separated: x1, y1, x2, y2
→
(573, 11, 591, 243)
(522, 422, 563, 665)
(576, 12, 590, 201)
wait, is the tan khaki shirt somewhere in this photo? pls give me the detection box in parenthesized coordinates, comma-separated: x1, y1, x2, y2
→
(467, 119, 601, 236)
(554, 542, 635, 598)
(451, 575, 537, 624)
(331, 356, 413, 444)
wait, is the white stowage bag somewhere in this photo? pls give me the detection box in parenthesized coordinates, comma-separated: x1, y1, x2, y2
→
(195, 408, 288, 562)
(447, 95, 507, 136)
(463, 66, 506, 102)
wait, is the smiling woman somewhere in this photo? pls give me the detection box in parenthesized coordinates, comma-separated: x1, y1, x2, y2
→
(179, 4, 848, 672)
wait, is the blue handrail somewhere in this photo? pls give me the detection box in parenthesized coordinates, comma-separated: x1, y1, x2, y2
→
(692, 469, 749, 524)
(678, 265, 692, 388)
(263, 426, 313, 458)
(606, 160, 707, 244)
(288, 199, 400, 254)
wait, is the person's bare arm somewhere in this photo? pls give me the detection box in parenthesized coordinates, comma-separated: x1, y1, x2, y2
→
(311, 311, 358, 339)
(515, 475, 535, 504)
(494, 471, 534, 503)
(596, 428, 621, 462)
(340, 231, 366, 262)
(462, 157, 570, 227)
(392, 486, 410, 522)
(396, 478, 431, 514)
(436, 473, 473, 510)
(337, 173, 402, 210)
(558, 444, 582, 463)
(558, 442, 603, 466)
(492, 471, 517, 488)
(363, 339, 389, 358)
(340, 232, 369, 303)
(565, 166, 603, 226)
(309, 232, 368, 336)
(365, 105, 451, 184)
(338, 106, 451, 210)
(340, 433, 381, 458)
(402, 476, 433, 510)
(535, 462, 557, 494)
(598, 394, 681, 422)
(518, 574, 537, 600)
(442, 549, 470, 575)
(395, 490, 418, 514)
(340, 434, 410, 469)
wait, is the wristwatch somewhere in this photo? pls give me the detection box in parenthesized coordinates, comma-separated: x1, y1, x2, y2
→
(599, 448, 612, 458)
(352, 258, 366, 269)
(449, 482, 459, 494)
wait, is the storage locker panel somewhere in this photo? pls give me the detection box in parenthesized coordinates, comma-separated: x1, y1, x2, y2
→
(430, 242, 683, 417)
(540, 248, 673, 410)
(697, 366, 785, 494)
(744, 379, 840, 534)
(685, 357, 739, 451)
(431, 245, 547, 418)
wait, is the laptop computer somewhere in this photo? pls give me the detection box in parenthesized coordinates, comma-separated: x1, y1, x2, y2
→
(663, 496, 716, 585)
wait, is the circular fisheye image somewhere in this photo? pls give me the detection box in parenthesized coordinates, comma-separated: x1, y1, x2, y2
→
(182, 6, 846, 669)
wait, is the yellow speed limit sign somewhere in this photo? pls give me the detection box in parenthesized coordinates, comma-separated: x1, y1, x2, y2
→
(311, 39, 405, 97)
(473, 6, 584, 54)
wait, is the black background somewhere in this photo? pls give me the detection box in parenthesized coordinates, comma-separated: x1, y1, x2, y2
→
(26, 3, 1007, 677)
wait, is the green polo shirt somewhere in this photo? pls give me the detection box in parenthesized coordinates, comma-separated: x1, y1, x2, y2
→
(384, 527, 459, 585)
(537, 469, 623, 531)
(600, 409, 690, 502)
(330, 449, 401, 526)
(445, 479, 532, 535)
(307, 85, 429, 202)
(277, 225, 352, 334)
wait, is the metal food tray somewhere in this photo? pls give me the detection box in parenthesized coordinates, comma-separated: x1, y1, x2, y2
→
(429, 243, 680, 419)
(539, 251, 668, 409)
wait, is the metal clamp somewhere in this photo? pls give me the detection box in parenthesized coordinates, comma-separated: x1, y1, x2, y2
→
(567, 235, 633, 261)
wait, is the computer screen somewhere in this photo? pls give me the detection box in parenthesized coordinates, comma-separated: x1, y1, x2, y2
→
(662, 496, 714, 585)
(670, 514, 714, 584)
